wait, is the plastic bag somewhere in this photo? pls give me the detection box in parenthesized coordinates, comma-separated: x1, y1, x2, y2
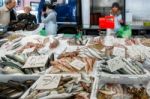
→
(117, 25, 132, 38)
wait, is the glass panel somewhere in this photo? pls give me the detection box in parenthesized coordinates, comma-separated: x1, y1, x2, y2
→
(126, 0, 150, 26)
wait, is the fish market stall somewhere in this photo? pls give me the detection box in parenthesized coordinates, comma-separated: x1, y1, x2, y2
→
(1, 31, 150, 99)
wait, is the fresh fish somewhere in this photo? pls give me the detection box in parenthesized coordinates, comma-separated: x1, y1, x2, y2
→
(87, 48, 102, 59)
(24, 69, 33, 74)
(0, 40, 7, 47)
(39, 93, 73, 99)
(81, 72, 92, 83)
(11, 42, 21, 50)
(123, 59, 141, 74)
(66, 83, 74, 93)
(3, 66, 24, 74)
(5, 54, 25, 64)
(99, 90, 116, 95)
(72, 86, 84, 92)
(1, 57, 8, 62)
(35, 91, 50, 98)
(33, 68, 40, 73)
(25, 90, 38, 99)
(0, 61, 23, 71)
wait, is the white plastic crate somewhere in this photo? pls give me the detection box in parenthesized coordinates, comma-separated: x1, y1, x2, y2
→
(93, 61, 150, 83)
(21, 74, 81, 99)
(91, 77, 150, 99)
(0, 75, 39, 83)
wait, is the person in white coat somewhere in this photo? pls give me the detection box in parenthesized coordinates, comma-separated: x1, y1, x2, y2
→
(42, 4, 57, 36)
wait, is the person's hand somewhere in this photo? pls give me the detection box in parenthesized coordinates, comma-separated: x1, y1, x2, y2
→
(42, 11, 46, 16)
(42, 12, 47, 18)
(119, 19, 123, 23)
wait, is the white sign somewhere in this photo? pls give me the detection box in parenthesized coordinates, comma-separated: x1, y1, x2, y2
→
(23, 55, 49, 68)
(22, 47, 35, 54)
(70, 59, 86, 70)
(36, 75, 61, 90)
(107, 57, 125, 72)
(113, 47, 125, 57)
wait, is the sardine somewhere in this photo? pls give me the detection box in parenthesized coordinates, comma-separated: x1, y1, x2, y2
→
(35, 91, 50, 98)
(87, 48, 102, 59)
(3, 66, 24, 74)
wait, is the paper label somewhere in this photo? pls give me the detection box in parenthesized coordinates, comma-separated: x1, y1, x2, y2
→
(104, 36, 114, 46)
(36, 75, 61, 90)
(113, 47, 125, 57)
(107, 57, 125, 72)
(23, 55, 49, 68)
(70, 59, 85, 70)
(22, 47, 35, 54)
(66, 46, 79, 52)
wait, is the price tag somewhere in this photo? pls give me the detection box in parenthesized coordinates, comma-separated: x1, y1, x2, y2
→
(70, 59, 85, 70)
(104, 36, 114, 46)
(113, 47, 125, 57)
(36, 75, 61, 90)
(22, 47, 35, 54)
(107, 57, 125, 72)
(23, 55, 49, 68)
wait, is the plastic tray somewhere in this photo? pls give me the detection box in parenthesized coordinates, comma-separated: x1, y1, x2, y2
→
(20, 74, 81, 99)
(0, 75, 39, 83)
(91, 77, 150, 99)
(93, 61, 150, 83)
(45, 63, 96, 76)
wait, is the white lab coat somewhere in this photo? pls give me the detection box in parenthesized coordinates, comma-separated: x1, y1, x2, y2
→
(42, 10, 57, 36)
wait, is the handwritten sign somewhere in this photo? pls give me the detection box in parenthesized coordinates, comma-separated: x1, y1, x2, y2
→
(113, 47, 125, 57)
(107, 57, 125, 72)
(23, 55, 49, 68)
(36, 75, 61, 90)
(70, 59, 85, 70)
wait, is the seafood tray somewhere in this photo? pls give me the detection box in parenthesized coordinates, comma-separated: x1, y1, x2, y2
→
(0, 53, 54, 75)
(91, 77, 150, 99)
(93, 58, 150, 83)
(0, 75, 39, 99)
(21, 73, 94, 99)
(45, 60, 96, 76)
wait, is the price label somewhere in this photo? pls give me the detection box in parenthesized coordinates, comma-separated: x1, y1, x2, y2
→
(113, 47, 125, 57)
(107, 57, 125, 72)
(70, 59, 85, 70)
(22, 47, 35, 54)
(23, 55, 49, 68)
(36, 75, 61, 90)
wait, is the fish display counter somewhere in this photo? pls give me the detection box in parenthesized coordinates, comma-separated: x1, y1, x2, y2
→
(0, 32, 150, 99)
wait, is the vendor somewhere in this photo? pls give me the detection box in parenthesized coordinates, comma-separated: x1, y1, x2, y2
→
(17, 6, 37, 24)
(42, 3, 57, 36)
(0, 0, 16, 26)
(110, 2, 123, 32)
